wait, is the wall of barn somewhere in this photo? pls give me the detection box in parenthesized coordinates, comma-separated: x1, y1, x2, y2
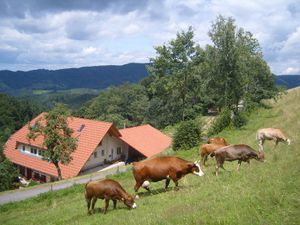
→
(81, 133, 128, 171)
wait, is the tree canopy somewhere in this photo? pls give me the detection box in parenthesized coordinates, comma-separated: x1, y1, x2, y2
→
(78, 15, 278, 129)
(28, 104, 77, 180)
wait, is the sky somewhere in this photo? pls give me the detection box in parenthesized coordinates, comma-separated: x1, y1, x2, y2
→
(0, 0, 299, 75)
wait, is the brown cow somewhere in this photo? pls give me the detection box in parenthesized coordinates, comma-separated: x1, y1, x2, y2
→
(212, 144, 265, 176)
(85, 179, 136, 214)
(199, 143, 228, 166)
(132, 156, 204, 198)
(207, 137, 228, 145)
(256, 128, 291, 151)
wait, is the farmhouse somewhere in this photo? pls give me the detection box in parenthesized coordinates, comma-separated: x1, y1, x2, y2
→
(4, 113, 171, 182)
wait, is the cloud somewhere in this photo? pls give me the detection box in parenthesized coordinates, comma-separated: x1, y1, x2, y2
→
(0, 0, 299, 75)
(283, 67, 300, 74)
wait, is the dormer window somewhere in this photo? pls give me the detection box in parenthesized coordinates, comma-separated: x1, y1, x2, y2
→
(22, 145, 25, 151)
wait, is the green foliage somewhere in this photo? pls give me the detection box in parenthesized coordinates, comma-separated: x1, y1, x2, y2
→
(173, 120, 201, 150)
(145, 27, 205, 127)
(0, 94, 42, 192)
(76, 83, 149, 128)
(232, 112, 248, 128)
(208, 109, 231, 135)
(0, 145, 18, 192)
(28, 104, 78, 180)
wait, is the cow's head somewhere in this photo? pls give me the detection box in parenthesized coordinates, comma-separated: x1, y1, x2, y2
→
(191, 160, 204, 176)
(256, 151, 265, 162)
(122, 194, 137, 209)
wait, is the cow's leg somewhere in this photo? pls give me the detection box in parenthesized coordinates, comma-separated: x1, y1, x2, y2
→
(215, 157, 222, 176)
(237, 160, 242, 171)
(91, 197, 97, 214)
(203, 155, 208, 166)
(169, 170, 179, 189)
(134, 181, 143, 193)
(165, 178, 171, 190)
(258, 138, 264, 151)
(113, 199, 117, 209)
(86, 197, 91, 215)
(215, 164, 219, 176)
(104, 199, 109, 214)
(274, 139, 279, 149)
(134, 181, 143, 199)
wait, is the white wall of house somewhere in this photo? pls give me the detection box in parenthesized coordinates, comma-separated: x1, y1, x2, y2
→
(81, 133, 129, 171)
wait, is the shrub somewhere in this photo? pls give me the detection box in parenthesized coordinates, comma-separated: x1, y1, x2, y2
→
(173, 120, 201, 151)
(232, 112, 247, 128)
(208, 109, 231, 135)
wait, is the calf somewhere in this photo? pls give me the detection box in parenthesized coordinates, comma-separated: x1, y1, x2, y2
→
(85, 179, 136, 214)
(212, 144, 265, 176)
(132, 156, 204, 198)
(257, 128, 291, 151)
(207, 137, 228, 145)
(200, 137, 229, 166)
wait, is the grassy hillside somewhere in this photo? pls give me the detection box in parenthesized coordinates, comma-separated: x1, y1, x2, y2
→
(1, 88, 299, 225)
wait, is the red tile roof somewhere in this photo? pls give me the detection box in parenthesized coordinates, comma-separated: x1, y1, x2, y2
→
(119, 124, 172, 158)
(4, 113, 119, 179)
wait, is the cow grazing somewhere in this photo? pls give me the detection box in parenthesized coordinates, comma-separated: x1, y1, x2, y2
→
(85, 179, 136, 214)
(132, 156, 204, 197)
(207, 137, 228, 145)
(256, 128, 291, 151)
(199, 143, 228, 166)
(212, 144, 265, 176)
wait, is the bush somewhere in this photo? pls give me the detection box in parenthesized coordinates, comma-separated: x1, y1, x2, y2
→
(208, 109, 231, 135)
(173, 120, 201, 151)
(0, 157, 18, 192)
(232, 112, 247, 128)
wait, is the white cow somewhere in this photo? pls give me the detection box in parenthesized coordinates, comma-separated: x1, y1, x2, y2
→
(256, 128, 291, 151)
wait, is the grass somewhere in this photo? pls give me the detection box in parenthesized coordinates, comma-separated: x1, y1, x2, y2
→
(1, 88, 300, 225)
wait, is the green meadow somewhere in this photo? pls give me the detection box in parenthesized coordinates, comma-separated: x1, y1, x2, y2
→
(0, 88, 299, 225)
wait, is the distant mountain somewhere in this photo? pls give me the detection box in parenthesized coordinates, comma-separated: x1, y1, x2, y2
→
(0, 63, 149, 95)
(274, 75, 300, 89)
(1, 64, 299, 96)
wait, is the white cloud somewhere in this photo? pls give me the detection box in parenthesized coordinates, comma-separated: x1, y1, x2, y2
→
(283, 67, 300, 74)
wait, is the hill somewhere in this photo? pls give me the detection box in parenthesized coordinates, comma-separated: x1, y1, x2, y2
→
(0, 87, 299, 224)
(0, 63, 149, 95)
(275, 75, 300, 89)
(1, 64, 299, 97)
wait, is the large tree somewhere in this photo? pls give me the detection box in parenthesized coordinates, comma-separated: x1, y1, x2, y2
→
(146, 27, 204, 127)
(28, 104, 77, 180)
(207, 15, 277, 110)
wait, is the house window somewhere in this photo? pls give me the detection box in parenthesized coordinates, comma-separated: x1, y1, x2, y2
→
(30, 148, 34, 154)
(101, 149, 104, 157)
(93, 151, 97, 158)
(117, 147, 121, 155)
(33, 149, 37, 155)
(38, 150, 42, 156)
(22, 145, 25, 151)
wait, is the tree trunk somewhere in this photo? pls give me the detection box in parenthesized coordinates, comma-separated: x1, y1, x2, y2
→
(54, 162, 63, 180)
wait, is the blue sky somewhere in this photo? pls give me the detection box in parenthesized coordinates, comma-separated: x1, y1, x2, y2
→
(0, 0, 299, 74)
